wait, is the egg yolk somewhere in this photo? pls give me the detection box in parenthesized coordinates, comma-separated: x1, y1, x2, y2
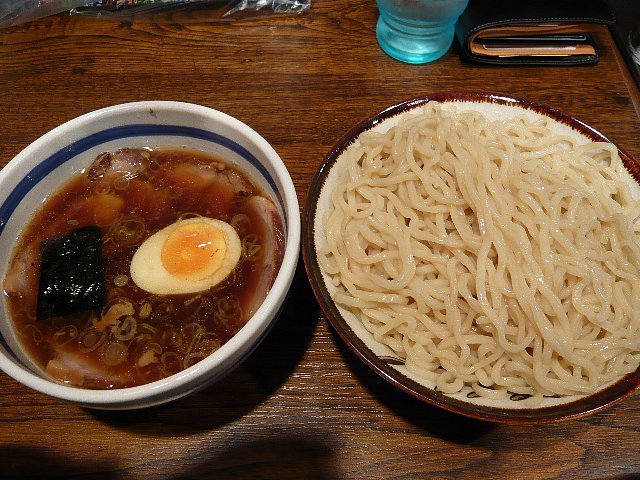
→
(160, 221, 227, 281)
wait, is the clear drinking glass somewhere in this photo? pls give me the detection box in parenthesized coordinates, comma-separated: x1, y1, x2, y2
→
(376, 0, 469, 64)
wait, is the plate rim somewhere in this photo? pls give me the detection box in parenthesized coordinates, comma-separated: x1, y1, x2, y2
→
(302, 91, 640, 423)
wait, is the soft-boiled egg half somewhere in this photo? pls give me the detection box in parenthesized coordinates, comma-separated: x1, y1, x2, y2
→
(130, 217, 241, 295)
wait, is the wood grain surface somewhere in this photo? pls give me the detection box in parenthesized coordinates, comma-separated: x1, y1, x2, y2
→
(0, 2, 639, 479)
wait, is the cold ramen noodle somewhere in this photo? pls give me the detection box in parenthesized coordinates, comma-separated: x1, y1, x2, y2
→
(318, 103, 640, 402)
(3, 148, 284, 389)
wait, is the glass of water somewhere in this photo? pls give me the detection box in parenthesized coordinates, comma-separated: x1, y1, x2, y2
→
(376, 0, 469, 64)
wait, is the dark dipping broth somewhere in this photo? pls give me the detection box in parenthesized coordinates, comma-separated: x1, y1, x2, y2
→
(3, 148, 285, 389)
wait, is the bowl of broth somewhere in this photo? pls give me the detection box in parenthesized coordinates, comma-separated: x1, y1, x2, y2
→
(0, 101, 300, 409)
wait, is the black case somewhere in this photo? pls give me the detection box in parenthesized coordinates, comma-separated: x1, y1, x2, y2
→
(455, 0, 616, 66)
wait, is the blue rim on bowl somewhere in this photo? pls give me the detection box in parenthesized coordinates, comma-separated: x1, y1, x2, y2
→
(0, 101, 300, 409)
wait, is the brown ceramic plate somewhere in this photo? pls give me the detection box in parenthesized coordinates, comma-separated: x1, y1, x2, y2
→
(302, 92, 640, 423)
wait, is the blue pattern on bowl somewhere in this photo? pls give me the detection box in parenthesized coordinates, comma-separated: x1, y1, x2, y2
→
(0, 124, 288, 375)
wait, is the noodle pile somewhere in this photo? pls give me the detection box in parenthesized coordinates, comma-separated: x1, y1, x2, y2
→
(318, 103, 640, 400)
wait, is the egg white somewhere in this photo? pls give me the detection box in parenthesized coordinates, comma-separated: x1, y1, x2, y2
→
(130, 217, 241, 295)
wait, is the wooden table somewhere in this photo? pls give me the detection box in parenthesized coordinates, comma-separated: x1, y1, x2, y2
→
(1, 2, 639, 478)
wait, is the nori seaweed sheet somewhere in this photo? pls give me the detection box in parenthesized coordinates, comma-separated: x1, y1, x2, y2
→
(37, 226, 106, 320)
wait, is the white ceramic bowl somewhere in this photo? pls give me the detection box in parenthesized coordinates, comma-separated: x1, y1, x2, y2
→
(0, 101, 300, 409)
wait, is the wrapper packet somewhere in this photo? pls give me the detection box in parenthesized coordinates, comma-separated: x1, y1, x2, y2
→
(0, 0, 310, 29)
(71, 0, 310, 19)
(455, 0, 615, 66)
